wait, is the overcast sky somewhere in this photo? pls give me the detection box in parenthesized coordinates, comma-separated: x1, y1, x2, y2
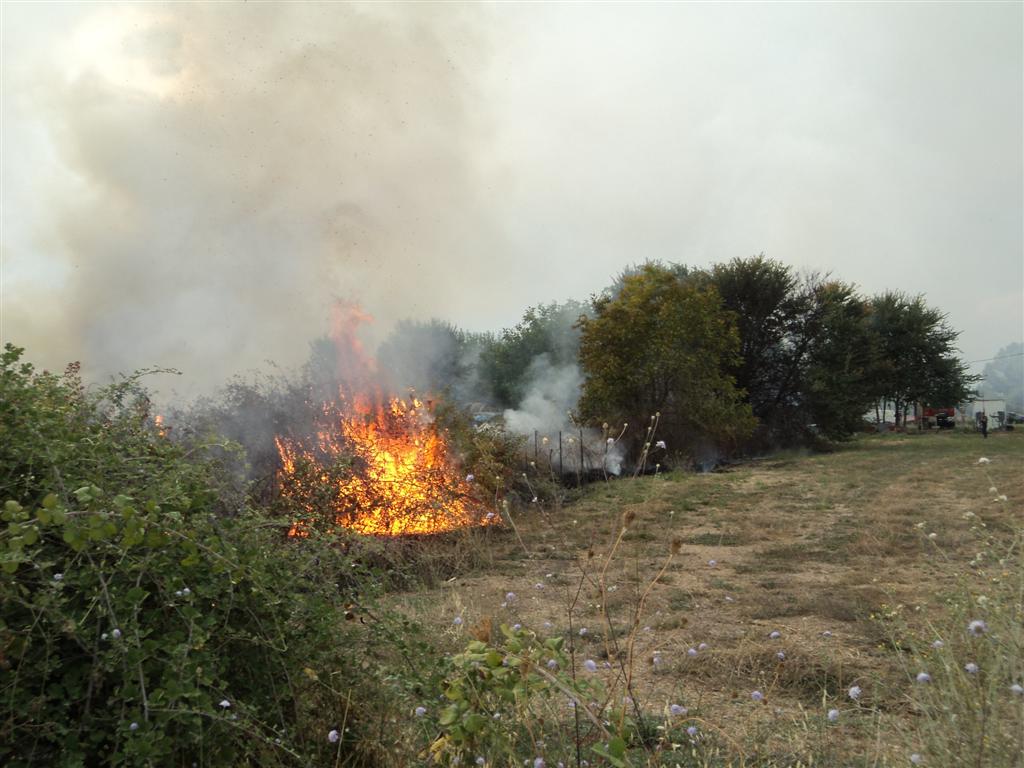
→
(2, 1, 1021, 393)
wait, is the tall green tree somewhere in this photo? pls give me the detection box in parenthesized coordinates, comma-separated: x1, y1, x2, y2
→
(801, 281, 879, 440)
(707, 255, 808, 441)
(868, 292, 976, 424)
(708, 256, 879, 443)
(577, 264, 754, 456)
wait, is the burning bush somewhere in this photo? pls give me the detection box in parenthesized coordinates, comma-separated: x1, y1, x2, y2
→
(276, 391, 495, 537)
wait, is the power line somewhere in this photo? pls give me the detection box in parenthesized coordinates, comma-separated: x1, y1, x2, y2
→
(967, 352, 1024, 365)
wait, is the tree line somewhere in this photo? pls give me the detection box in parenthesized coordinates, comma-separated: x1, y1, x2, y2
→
(374, 256, 976, 459)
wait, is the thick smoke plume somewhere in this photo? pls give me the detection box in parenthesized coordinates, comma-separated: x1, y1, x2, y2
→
(11, 4, 502, 393)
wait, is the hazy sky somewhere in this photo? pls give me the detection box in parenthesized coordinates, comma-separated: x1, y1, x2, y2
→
(2, 1, 1021, 392)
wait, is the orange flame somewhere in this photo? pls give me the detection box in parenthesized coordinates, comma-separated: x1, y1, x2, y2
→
(275, 301, 494, 537)
(276, 393, 492, 536)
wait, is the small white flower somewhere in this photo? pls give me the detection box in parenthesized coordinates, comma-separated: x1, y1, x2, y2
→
(101, 633, 109, 641)
(996, 494, 1007, 502)
(546, 659, 558, 670)
(175, 590, 183, 597)
(769, 630, 781, 639)
(827, 708, 839, 722)
(698, 642, 708, 651)
(910, 754, 924, 765)
(533, 757, 545, 768)
(328, 729, 340, 743)
(606, 438, 615, 445)
(686, 725, 698, 737)
(415, 706, 427, 717)
(978, 457, 990, 464)
(669, 703, 687, 716)
(466, 474, 475, 483)
(452, 616, 463, 626)
(182, 587, 190, 596)
(476, 758, 485, 766)
(579, 627, 588, 636)
(506, 592, 516, 603)
(129, 722, 139, 731)
(512, 623, 521, 631)
(821, 630, 833, 638)
(642, 626, 652, 632)
(485, 512, 496, 520)
(655, 440, 666, 450)
(687, 647, 698, 657)
(848, 685, 862, 700)
(927, 532, 937, 540)
(964, 662, 979, 674)
(776, 651, 786, 661)
(534, 582, 545, 589)
(543, 621, 553, 629)
(931, 640, 944, 649)
(708, 559, 717, 567)
(583, 659, 597, 672)
(916, 672, 931, 684)
(967, 620, 988, 636)
(751, 690, 764, 702)
(219, 699, 231, 709)
(111, 628, 122, 640)
(988, 486, 997, 493)
(1010, 683, 1023, 696)
(53, 573, 63, 582)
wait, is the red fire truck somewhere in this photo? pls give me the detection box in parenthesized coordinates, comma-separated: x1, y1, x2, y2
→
(921, 406, 956, 429)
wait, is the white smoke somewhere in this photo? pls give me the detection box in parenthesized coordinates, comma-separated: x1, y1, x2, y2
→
(502, 355, 625, 475)
(6, 3, 505, 394)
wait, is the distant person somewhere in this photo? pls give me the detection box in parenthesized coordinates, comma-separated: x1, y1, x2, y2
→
(980, 412, 989, 439)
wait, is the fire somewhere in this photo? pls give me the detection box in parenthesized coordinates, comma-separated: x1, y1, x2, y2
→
(276, 393, 489, 536)
(275, 303, 493, 537)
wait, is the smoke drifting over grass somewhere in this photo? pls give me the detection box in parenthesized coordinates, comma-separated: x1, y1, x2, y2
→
(10, 3, 501, 392)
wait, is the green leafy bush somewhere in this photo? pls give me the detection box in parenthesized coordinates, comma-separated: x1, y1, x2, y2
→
(0, 345, 441, 766)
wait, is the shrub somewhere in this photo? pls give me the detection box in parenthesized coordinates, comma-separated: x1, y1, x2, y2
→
(0, 345, 442, 766)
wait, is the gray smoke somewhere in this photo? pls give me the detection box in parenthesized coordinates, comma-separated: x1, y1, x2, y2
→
(9, 3, 502, 394)
(502, 355, 625, 475)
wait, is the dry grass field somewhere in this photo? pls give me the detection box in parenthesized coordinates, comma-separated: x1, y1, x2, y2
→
(394, 430, 1023, 766)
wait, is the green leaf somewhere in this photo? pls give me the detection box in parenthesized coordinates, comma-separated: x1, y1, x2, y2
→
(462, 713, 487, 733)
(438, 705, 459, 726)
(609, 736, 627, 758)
